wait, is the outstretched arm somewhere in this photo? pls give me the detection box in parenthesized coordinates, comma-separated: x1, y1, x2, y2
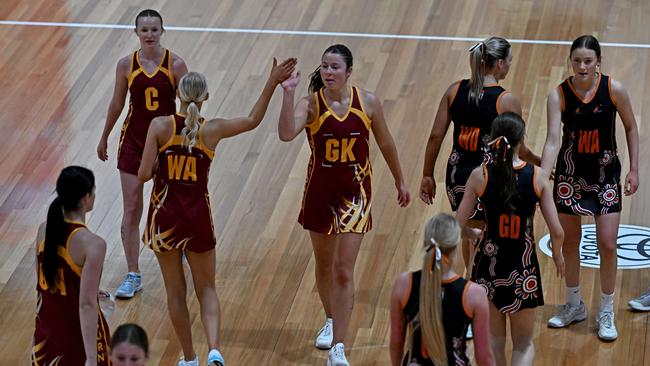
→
(206, 57, 297, 142)
(278, 71, 313, 141)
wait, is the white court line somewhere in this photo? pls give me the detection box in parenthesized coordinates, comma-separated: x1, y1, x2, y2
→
(1, 20, 650, 49)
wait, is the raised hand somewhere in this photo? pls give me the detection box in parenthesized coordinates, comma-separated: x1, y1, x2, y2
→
(419, 176, 436, 204)
(269, 57, 297, 86)
(281, 70, 301, 92)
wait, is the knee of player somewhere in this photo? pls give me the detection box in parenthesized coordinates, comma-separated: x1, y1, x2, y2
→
(332, 263, 354, 286)
(598, 241, 618, 255)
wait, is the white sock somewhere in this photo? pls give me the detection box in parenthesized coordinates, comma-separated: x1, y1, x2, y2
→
(600, 292, 614, 313)
(566, 286, 581, 306)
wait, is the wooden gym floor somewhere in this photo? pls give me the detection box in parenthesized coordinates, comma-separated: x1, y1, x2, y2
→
(0, 0, 648, 364)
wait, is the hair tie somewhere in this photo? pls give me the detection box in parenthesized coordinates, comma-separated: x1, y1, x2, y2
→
(468, 42, 484, 52)
(427, 239, 443, 273)
(488, 136, 512, 162)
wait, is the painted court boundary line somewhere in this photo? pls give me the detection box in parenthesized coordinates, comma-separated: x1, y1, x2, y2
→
(2, 20, 650, 49)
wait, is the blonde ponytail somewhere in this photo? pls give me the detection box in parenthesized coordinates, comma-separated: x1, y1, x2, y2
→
(468, 36, 511, 106)
(178, 72, 209, 152)
(418, 213, 462, 365)
(182, 102, 200, 152)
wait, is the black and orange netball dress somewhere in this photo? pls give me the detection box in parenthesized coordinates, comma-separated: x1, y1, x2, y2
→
(472, 162, 544, 313)
(554, 74, 621, 216)
(446, 79, 508, 216)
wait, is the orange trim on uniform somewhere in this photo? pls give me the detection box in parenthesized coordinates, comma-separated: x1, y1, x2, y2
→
(441, 274, 461, 284)
(496, 91, 509, 115)
(608, 77, 618, 107)
(449, 80, 462, 107)
(400, 272, 413, 310)
(532, 166, 542, 198)
(557, 86, 565, 113)
(568, 73, 601, 104)
(462, 281, 474, 318)
(477, 165, 488, 197)
(158, 115, 177, 153)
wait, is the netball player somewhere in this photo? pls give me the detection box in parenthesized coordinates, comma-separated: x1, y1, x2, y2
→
(32, 166, 110, 365)
(389, 213, 494, 366)
(278, 44, 410, 366)
(541, 35, 639, 341)
(458, 113, 565, 365)
(138, 59, 296, 366)
(97, 9, 188, 299)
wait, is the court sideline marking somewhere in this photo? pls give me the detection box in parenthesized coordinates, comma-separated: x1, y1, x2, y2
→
(1, 20, 650, 49)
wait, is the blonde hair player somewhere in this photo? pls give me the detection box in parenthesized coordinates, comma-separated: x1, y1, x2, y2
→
(389, 213, 494, 366)
(138, 59, 296, 366)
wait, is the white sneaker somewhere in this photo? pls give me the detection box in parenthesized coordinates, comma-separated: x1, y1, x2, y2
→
(178, 356, 199, 366)
(315, 318, 333, 349)
(327, 343, 349, 366)
(596, 311, 618, 341)
(629, 288, 650, 311)
(547, 301, 587, 328)
(115, 272, 143, 299)
(207, 349, 225, 366)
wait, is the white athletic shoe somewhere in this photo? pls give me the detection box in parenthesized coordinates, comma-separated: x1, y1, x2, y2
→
(315, 318, 333, 349)
(547, 301, 587, 328)
(207, 348, 225, 366)
(115, 272, 143, 299)
(327, 343, 349, 366)
(178, 356, 199, 366)
(596, 311, 618, 341)
(629, 288, 650, 311)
